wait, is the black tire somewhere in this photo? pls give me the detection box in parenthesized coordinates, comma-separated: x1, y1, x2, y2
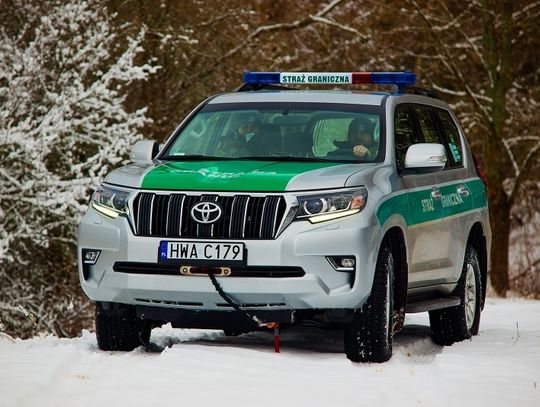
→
(223, 329, 247, 337)
(429, 246, 482, 346)
(95, 302, 150, 351)
(344, 244, 394, 363)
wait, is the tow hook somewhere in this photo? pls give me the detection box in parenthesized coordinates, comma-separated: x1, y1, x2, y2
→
(180, 266, 231, 277)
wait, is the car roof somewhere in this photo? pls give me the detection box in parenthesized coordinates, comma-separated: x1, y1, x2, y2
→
(208, 90, 388, 106)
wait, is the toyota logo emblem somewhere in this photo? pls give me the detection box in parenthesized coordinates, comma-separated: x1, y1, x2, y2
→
(190, 202, 222, 224)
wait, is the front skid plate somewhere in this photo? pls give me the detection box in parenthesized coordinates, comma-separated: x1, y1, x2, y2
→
(136, 305, 295, 330)
(136, 306, 356, 330)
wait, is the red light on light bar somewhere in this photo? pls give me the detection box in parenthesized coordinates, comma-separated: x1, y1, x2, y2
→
(351, 72, 372, 84)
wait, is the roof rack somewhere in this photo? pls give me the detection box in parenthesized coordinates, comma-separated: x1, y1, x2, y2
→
(235, 83, 293, 92)
(393, 85, 442, 100)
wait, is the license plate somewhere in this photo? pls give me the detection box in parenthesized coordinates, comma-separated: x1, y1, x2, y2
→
(159, 241, 245, 263)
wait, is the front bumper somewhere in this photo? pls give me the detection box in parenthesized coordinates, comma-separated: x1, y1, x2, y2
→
(77, 204, 381, 313)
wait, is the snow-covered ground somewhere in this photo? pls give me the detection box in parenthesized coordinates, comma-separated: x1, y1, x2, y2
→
(1, 298, 538, 407)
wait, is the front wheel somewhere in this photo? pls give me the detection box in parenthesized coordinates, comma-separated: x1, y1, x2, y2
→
(344, 244, 394, 363)
(95, 302, 149, 351)
(429, 245, 482, 346)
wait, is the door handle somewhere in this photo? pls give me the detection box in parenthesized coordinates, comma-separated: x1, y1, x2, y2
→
(431, 187, 442, 200)
(457, 184, 470, 197)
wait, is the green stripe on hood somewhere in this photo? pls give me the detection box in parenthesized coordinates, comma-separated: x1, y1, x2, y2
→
(141, 160, 341, 191)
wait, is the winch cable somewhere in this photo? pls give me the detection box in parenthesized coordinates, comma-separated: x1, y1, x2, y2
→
(208, 272, 280, 352)
(208, 272, 262, 328)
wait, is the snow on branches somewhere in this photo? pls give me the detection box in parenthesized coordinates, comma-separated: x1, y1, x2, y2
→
(0, 0, 157, 337)
(0, 0, 157, 262)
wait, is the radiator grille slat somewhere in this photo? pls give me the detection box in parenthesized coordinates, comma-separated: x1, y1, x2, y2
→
(133, 193, 286, 240)
(166, 194, 184, 237)
(261, 196, 280, 238)
(135, 193, 154, 235)
(246, 197, 264, 237)
(181, 195, 199, 237)
(153, 194, 169, 235)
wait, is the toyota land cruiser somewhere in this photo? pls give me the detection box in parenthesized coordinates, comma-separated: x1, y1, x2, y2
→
(78, 71, 491, 362)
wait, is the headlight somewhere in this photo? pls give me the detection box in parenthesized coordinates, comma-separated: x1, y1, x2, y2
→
(91, 186, 132, 218)
(296, 188, 367, 223)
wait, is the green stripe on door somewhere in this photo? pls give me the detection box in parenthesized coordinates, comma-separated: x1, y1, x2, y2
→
(376, 178, 487, 227)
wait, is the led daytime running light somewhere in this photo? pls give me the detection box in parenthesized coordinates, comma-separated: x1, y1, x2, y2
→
(308, 209, 360, 224)
(92, 202, 120, 218)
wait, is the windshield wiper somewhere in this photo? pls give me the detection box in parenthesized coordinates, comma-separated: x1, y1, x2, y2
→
(160, 155, 235, 161)
(161, 155, 335, 163)
(235, 156, 330, 162)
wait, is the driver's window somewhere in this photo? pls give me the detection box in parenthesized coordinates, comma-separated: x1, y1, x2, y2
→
(394, 105, 418, 169)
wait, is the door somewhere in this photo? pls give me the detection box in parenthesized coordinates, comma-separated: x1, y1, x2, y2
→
(433, 108, 474, 283)
(394, 104, 444, 288)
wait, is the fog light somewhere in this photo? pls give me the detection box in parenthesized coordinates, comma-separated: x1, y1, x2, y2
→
(82, 249, 101, 265)
(327, 256, 356, 288)
(341, 258, 355, 268)
(327, 256, 356, 271)
(81, 249, 101, 282)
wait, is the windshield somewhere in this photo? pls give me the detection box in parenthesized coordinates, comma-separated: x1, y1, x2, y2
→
(162, 102, 384, 162)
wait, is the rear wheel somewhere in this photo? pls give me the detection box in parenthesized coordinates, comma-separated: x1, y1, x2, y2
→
(223, 329, 249, 337)
(429, 246, 482, 345)
(344, 244, 394, 363)
(95, 302, 149, 351)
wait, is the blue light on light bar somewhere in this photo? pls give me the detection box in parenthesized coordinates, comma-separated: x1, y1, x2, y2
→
(242, 71, 416, 86)
(370, 72, 416, 85)
(243, 72, 281, 84)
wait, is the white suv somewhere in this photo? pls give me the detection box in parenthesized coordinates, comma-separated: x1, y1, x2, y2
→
(78, 71, 491, 362)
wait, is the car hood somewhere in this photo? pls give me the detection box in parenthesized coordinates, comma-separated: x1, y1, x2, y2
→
(104, 160, 377, 192)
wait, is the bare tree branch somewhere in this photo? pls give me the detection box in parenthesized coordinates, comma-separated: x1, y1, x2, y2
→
(310, 15, 368, 40)
(509, 140, 540, 206)
(171, 0, 352, 97)
(406, 0, 493, 130)
(502, 139, 520, 176)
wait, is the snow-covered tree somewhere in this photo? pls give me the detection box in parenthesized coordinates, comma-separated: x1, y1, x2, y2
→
(0, 0, 157, 337)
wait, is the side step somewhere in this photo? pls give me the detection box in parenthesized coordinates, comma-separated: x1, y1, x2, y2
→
(406, 296, 461, 313)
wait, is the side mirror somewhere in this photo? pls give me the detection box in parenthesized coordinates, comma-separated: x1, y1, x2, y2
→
(130, 140, 159, 164)
(404, 143, 447, 172)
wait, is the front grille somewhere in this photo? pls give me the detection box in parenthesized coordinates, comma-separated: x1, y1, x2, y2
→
(132, 193, 287, 239)
(113, 262, 305, 278)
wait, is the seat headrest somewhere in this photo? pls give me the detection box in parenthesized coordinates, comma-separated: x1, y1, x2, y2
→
(348, 117, 374, 136)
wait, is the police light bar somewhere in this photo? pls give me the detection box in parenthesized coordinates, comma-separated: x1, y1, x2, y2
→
(243, 71, 416, 86)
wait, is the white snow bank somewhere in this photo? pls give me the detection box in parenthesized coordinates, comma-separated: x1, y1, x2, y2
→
(0, 298, 538, 407)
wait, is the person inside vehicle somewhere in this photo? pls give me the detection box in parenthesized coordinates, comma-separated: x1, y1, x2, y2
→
(329, 117, 379, 159)
(215, 119, 263, 157)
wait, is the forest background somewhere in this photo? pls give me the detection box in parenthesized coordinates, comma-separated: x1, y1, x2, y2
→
(0, 0, 539, 338)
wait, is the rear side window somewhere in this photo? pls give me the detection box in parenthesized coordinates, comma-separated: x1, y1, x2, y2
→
(412, 106, 440, 143)
(436, 109, 463, 167)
